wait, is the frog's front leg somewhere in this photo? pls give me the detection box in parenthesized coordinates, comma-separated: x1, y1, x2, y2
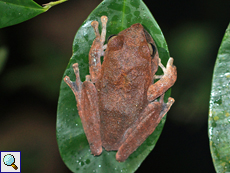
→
(89, 16, 108, 83)
(116, 94, 174, 162)
(147, 57, 177, 101)
(64, 63, 102, 155)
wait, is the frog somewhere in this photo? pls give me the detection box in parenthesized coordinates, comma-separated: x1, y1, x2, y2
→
(64, 16, 177, 162)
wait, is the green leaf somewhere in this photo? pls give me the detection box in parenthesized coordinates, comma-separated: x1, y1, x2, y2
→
(0, 0, 67, 29)
(57, 0, 171, 172)
(209, 23, 230, 173)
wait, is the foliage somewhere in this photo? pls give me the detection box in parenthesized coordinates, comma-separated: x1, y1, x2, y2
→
(209, 23, 230, 172)
(0, 0, 67, 28)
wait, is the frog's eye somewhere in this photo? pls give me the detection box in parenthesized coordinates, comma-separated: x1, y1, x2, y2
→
(148, 43, 156, 56)
(107, 35, 117, 42)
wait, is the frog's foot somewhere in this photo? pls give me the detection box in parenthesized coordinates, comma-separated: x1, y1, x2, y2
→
(64, 63, 102, 155)
(89, 16, 108, 83)
(153, 58, 169, 80)
(116, 94, 174, 162)
(147, 57, 177, 101)
(64, 63, 82, 101)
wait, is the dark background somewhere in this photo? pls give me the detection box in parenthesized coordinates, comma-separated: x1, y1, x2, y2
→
(1, 0, 229, 172)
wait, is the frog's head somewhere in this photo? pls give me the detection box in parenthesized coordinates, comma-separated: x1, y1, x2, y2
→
(107, 24, 157, 59)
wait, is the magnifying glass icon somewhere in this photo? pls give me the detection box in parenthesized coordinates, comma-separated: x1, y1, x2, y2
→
(3, 154, 18, 170)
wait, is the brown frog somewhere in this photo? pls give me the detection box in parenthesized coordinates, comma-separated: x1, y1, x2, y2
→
(64, 16, 177, 162)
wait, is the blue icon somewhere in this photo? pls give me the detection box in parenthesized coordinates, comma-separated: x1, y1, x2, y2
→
(3, 154, 18, 170)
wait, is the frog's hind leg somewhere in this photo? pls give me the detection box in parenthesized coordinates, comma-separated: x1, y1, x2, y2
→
(147, 57, 177, 101)
(64, 63, 102, 155)
(116, 94, 174, 162)
(89, 16, 108, 83)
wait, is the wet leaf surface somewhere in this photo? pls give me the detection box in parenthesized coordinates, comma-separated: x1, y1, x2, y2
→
(209, 23, 230, 173)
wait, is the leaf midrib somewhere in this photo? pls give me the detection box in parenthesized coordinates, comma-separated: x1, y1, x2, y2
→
(121, 0, 126, 28)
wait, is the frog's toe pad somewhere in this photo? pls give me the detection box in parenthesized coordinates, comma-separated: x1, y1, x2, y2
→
(91, 146, 102, 156)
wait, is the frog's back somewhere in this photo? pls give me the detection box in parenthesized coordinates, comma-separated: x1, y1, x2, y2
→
(97, 23, 153, 150)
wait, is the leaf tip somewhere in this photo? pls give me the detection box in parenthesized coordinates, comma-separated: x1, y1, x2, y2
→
(43, 0, 68, 11)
